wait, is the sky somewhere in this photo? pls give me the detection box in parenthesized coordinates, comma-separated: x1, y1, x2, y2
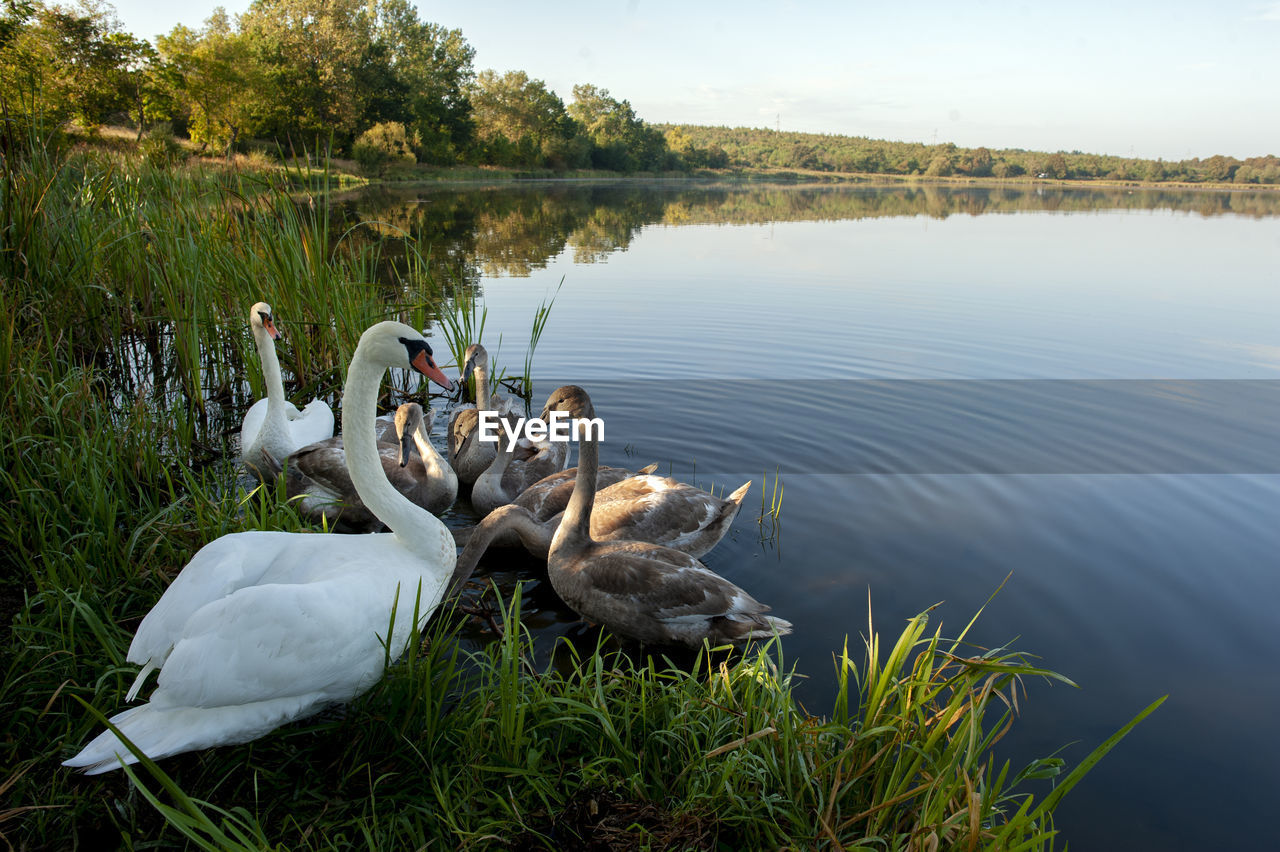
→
(104, 0, 1280, 161)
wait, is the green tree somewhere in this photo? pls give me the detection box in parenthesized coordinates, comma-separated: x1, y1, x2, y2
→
(663, 126, 728, 170)
(113, 35, 175, 139)
(1198, 154, 1237, 183)
(237, 0, 367, 147)
(470, 69, 579, 168)
(359, 0, 475, 163)
(924, 153, 954, 176)
(157, 11, 261, 155)
(1037, 152, 1068, 179)
(962, 146, 993, 177)
(0, 0, 34, 51)
(0, 1, 146, 132)
(992, 160, 1024, 178)
(569, 84, 668, 172)
(352, 120, 416, 174)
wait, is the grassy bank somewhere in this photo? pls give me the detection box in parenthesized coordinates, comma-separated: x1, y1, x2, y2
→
(1, 135, 1159, 849)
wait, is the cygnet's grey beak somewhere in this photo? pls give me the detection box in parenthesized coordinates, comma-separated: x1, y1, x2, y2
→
(398, 428, 413, 467)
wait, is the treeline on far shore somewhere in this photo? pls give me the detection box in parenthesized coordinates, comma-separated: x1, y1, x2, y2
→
(1, 0, 1275, 187)
(660, 126, 1280, 186)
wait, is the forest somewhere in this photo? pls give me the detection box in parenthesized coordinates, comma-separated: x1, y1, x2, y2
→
(2, 0, 1278, 185)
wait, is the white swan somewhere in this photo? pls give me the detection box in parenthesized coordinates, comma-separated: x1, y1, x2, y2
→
(280, 403, 457, 531)
(63, 322, 455, 774)
(457, 386, 788, 647)
(239, 302, 334, 479)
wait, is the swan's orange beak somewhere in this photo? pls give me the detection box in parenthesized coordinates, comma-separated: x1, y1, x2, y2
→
(261, 315, 281, 340)
(411, 350, 453, 391)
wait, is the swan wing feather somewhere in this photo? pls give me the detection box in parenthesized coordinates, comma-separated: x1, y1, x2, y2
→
(578, 543, 764, 621)
(285, 439, 355, 504)
(515, 465, 642, 520)
(127, 531, 295, 669)
(448, 406, 478, 459)
(151, 571, 409, 709)
(288, 399, 335, 446)
(240, 398, 270, 450)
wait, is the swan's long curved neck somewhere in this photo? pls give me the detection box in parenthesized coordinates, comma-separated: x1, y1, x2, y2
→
(480, 433, 514, 478)
(413, 423, 450, 478)
(343, 351, 449, 558)
(473, 357, 491, 410)
(255, 326, 287, 422)
(551, 432, 596, 557)
(450, 504, 550, 594)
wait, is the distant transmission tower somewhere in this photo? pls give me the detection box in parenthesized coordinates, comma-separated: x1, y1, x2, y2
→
(776, 113, 780, 132)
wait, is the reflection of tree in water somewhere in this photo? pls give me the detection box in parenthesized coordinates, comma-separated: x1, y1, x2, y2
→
(337, 183, 1280, 279)
(329, 191, 484, 296)
(568, 193, 668, 263)
(466, 185, 669, 272)
(470, 194, 580, 277)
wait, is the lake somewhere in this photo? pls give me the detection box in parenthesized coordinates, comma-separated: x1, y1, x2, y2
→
(341, 181, 1280, 850)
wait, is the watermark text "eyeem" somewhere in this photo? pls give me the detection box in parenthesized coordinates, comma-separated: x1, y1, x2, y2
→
(477, 410, 604, 443)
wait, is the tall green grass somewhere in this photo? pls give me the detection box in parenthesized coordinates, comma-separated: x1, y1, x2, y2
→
(50, 588, 1162, 850)
(2, 124, 445, 411)
(0, 134, 1156, 850)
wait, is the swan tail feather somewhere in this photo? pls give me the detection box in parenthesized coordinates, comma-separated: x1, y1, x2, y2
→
(124, 661, 156, 703)
(241, 448, 283, 483)
(742, 615, 793, 641)
(62, 695, 321, 775)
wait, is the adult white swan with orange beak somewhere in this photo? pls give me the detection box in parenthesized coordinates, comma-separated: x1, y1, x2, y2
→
(64, 321, 455, 774)
(239, 302, 335, 479)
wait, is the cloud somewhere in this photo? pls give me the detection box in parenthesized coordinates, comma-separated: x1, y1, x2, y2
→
(1203, 340, 1280, 372)
(1255, 2, 1280, 20)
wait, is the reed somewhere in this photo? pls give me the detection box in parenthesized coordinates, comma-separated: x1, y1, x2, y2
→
(434, 278, 490, 384)
(759, 467, 785, 522)
(433, 276, 561, 411)
(0, 133, 435, 844)
(517, 279, 562, 402)
(756, 467, 784, 549)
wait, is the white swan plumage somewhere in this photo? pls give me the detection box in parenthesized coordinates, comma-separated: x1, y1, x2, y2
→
(63, 321, 455, 774)
(239, 302, 334, 479)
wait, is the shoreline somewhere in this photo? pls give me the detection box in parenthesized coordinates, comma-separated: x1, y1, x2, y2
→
(69, 128, 1277, 194)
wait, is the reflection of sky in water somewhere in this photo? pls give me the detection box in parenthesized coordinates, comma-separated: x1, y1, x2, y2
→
(472, 211, 1280, 380)
(396, 186, 1280, 852)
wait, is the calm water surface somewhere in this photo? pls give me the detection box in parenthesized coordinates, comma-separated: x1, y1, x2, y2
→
(348, 183, 1280, 850)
